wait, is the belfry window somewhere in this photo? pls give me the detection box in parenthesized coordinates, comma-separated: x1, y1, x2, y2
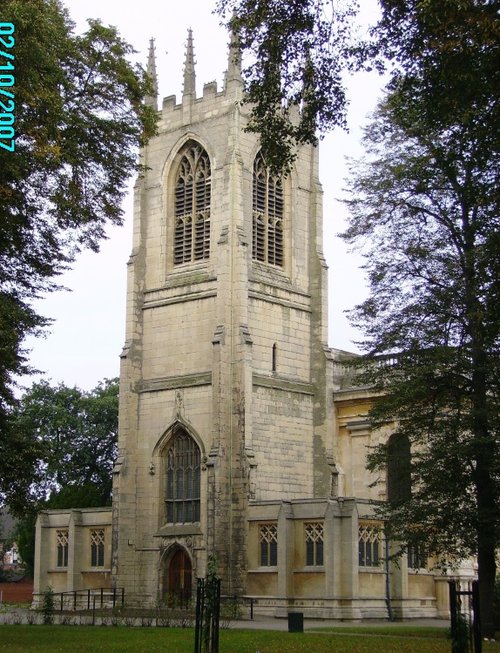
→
(174, 142, 211, 265)
(165, 428, 201, 524)
(252, 151, 284, 266)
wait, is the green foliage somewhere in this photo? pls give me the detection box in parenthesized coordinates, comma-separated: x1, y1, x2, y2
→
(202, 555, 221, 653)
(41, 586, 55, 625)
(5, 377, 118, 574)
(0, 0, 156, 437)
(2, 377, 118, 514)
(15, 512, 36, 577)
(342, 88, 499, 555)
(216, 0, 358, 172)
(216, 1, 499, 176)
(342, 70, 498, 632)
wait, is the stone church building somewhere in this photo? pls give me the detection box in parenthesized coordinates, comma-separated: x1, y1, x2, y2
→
(33, 33, 461, 619)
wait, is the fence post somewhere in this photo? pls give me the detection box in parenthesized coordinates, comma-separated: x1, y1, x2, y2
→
(449, 581, 459, 653)
(194, 578, 204, 653)
(211, 578, 221, 653)
(472, 581, 482, 653)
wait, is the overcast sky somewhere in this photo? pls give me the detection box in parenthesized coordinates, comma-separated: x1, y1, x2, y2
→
(21, 0, 384, 392)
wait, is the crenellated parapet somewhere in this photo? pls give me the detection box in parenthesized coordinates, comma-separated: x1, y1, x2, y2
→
(148, 28, 245, 134)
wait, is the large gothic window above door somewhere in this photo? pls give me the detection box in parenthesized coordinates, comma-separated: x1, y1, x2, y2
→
(165, 427, 201, 524)
(174, 141, 211, 265)
(252, 151, 284, 267)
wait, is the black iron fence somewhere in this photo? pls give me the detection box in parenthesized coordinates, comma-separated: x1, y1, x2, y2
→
(33, 586, 125, 612)
(449, 580, 482, 653)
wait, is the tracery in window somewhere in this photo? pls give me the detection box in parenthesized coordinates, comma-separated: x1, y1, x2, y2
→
(56, 529, 69, 567)
(358, 523, 381, 567)
(252, 151, 284, 266)
(259, 523, 278, 566)
(305, 522, 324, 566)
(90, 529, 105, 567)
(174, 142, 211, 265)
(165, 428, 201, 524)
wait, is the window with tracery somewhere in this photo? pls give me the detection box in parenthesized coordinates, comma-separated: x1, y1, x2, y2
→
(56, 529, 69, 567)
(358, 523, 381, 567)
(90, 529, 105, 567)
(165, 428, 201, 524)
(259, 523, 278, 566)
(252, 151, 284, 266)
(305, 522, 324, 566)
(174, 142, 211, 265)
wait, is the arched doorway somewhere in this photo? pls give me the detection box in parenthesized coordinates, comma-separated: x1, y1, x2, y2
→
(165, 548, 192, 605)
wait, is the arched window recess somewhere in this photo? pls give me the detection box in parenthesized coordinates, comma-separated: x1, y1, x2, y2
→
(173, 140, 211, 265)
(252, 151, 284, 267)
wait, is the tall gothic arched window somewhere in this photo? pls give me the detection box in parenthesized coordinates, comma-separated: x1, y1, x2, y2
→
(387, 433, 411, 504)
(174, 142, 211, 265)
(165, 427, 201, 524)
(252, 151, 284, 266)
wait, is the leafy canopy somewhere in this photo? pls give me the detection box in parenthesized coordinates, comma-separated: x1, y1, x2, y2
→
(342, 86, 499, 631)
(1, 378, 119, 516)
(216, 0, 499, 172)
(0, 0, 156, 427)
(5, 377, 119, 575)
(217, 0, 359, 172)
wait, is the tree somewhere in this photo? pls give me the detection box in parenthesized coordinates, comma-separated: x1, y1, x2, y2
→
(216, 0, 499, 171)
(0, 0, 156, 431)
(3, 378, 119, 514)
(216, 0, 358, 172)
(341, 90, 499, 636)
(6, 378, 119, 574)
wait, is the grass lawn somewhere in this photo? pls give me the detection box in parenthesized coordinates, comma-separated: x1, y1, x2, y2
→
(0, 625, 498, 653)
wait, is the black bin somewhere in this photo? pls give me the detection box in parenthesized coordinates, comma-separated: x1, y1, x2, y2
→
(287, 611, 304, 633)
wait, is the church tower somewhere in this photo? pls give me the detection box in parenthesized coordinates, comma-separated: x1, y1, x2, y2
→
(111, 31, 334, 604)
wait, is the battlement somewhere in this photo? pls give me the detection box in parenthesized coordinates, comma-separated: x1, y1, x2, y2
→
(147, 29, 243, 132)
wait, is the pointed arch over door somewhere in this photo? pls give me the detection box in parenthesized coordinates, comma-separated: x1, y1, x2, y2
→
(164, 547, 192, 604)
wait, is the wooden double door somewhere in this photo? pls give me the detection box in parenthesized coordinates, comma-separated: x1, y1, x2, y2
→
(165, 548, 192, 605)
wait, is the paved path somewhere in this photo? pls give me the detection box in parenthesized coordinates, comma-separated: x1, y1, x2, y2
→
(229, 615, 450, 631)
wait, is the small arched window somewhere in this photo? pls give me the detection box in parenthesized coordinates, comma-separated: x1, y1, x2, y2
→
(174, 142, 211, 265)
(165, 427, 201, 524)
(252, 152, 284, 266)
